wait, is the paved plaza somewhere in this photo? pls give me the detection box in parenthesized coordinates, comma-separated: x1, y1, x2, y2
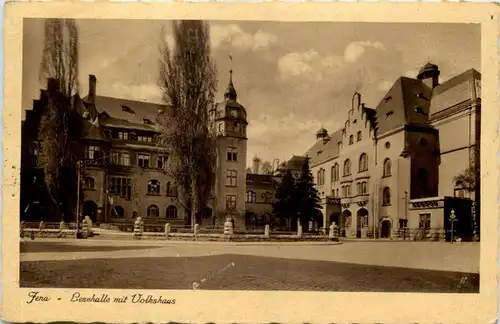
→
(19, 239, 480, 293)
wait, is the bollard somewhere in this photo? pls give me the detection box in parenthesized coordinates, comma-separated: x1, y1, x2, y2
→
(223, 218, 233, 239)
(39, 221, 45, 231)
(194, 223, 199, 237)
(84, 216, 93, 237)
(59, 220, 66, 231)
(264, 224, 270, 239)
(329, 222, 339, 241)
(133, 217, 143, 240)
(81, 219, 88, 239)
(164, 223, 171, 235)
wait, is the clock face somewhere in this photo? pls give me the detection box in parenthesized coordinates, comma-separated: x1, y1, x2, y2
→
(230, 109, 238, 117)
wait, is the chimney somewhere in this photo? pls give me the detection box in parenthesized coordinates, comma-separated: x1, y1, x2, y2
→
(252, 156, 261, 174)
(88, 74, 97, 104)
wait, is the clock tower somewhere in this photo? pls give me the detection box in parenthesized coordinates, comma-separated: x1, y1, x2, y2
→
(212, 69, 248, 229)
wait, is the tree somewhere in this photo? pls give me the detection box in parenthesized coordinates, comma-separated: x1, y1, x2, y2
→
(157, 21, 218, 228)
(273, 170, 298, 230)
(295, 157, 322, 231)
(261, 160, 273, 175)
(36, 18, 82, 222)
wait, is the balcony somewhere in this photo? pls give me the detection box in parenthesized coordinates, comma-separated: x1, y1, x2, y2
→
(325, 196, 341, 205)
(81, 158, 108, 168)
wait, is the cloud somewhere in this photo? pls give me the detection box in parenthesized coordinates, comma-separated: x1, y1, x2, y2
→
(344, 41, 386, 63)
(211, 24, 278, 51)
(277, 50, 321, 80)
(101, 82, 163, 103)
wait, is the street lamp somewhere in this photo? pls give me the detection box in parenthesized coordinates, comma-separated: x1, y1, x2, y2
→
(449, 209, 457, 243)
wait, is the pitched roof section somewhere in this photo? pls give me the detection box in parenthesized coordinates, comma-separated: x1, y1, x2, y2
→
(305, 129, 343, 166)
(82, 95, 166, 131)
(429, 69, 480, 118)
(375, 77, 432, 136)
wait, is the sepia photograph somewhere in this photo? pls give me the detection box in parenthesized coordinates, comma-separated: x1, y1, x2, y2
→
(19, 17, 482, 293)
(2, 2, 498, 323)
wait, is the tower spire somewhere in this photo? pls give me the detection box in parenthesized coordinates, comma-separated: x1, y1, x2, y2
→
(224, 53, 237, 100)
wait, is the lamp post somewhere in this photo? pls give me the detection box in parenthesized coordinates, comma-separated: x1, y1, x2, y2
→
(404, 191, 408, 240)
(449, 209, 456, 243)
(75, 160, 82, 239)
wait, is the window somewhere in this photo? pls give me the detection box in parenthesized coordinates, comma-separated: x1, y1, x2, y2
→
(138, 135, 152, 143)
(357, 131, 362, 142)
(227, 147, 238, 161)
(111, 205, 125, 218)
(147, 180, 160, 195)
(336, 188, 339, 197)
(343, 159, 351, 176)
(226, 170, 237, 187)
(382, 187, 391, 206)
(246, 191, 256, 203)
(419, 213, 431, 229)
(120, 153, 131, 166)
(383, 158, 392, 177)
(262, 192, 273, 203)
(166, 205, 177, 219)
(157, 155, 168, 169)
(345, 185, 351, 197)
(118, 132, 129, 140)
(399, 219, 408, 228)
(358, 181, 368, 195)
(331, 165, 335, 182)
(110, 151, 120, 165)
(349, 135, 354, 145)
(359, 153, 368, 172)
(384, 141, 391, 149)
(166, 182, 177, 197)
(138, 154, 150, 168)
(109, 177, 132, 200)
(147, 205, 160, 218)
(86, 145, 100, 160)
(226, 195, 237, 209)
(317, 168, 325, 185)
(84, 177, 95, 190)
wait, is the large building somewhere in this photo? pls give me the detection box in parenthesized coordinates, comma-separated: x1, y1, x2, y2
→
(304, 63, 480, 240)
(21, 70, 253, 229)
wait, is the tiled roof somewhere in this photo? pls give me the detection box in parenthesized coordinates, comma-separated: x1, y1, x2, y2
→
(305, 129, 343, 166)
(82, 95, 166, 131)
(429, 69, 480, 117)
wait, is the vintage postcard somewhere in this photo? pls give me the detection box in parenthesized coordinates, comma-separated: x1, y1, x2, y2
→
(2, 2, 499, 323)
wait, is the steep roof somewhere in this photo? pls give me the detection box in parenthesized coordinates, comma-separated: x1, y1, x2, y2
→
(82, 95, 166, 132)
(429, 68, 480, 118)
(375, 77, 432, 136)
(305, 129, 343, 166)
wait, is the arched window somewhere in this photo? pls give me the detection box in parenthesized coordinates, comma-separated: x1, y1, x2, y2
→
(331, 165, 335, 182)
(357, 131, 362, 142)
(359, 153, 368, 172)
(349, 135, 354, 145)
(112, 205, 124, 218)
(84, 177, 95, 189)
(331, 163, 339, 182)
(346, 185, 351, 197)
(383, 158, 392, 177)
(166, 205, 177, 219)
(382, 187, 391, 206)
(147, 180, 160, 195)
(246, 190, 256, 203)
(147, 204, 159, 217)
(343, 159, 351, 176)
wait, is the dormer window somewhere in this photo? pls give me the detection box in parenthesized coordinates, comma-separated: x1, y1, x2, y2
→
(416, 93, 430, 101)
(353, 119, 357, 124)
(121, 105, 135, 114)
(386, 110, 394, 118)
(143, 118, 153, 125)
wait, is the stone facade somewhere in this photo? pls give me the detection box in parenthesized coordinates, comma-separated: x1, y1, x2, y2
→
(304, 63, 481, 240)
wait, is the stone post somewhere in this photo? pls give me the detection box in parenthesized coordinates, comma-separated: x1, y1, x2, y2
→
(297, 223, 303, 238)
(59, 220, 66, 231)
(264, 224, 270, 239)
(329, 222, 339, 241)
(224, 218, 233, 239)
(84, 216, 93, 237)
(81, 218, 88, 239)
(194, 223, 199, 237)
(39, 221, 45, 231)
(164, 223, 171, 236)
(133, 217, 142, 240)
(20, 221, 26, 238)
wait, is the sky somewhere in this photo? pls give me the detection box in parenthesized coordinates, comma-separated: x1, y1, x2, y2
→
(22, 19, 481, 167)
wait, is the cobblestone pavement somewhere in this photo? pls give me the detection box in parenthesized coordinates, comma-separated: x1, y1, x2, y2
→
(20, 254, 479, 293)
(20, 239, 479, 273)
